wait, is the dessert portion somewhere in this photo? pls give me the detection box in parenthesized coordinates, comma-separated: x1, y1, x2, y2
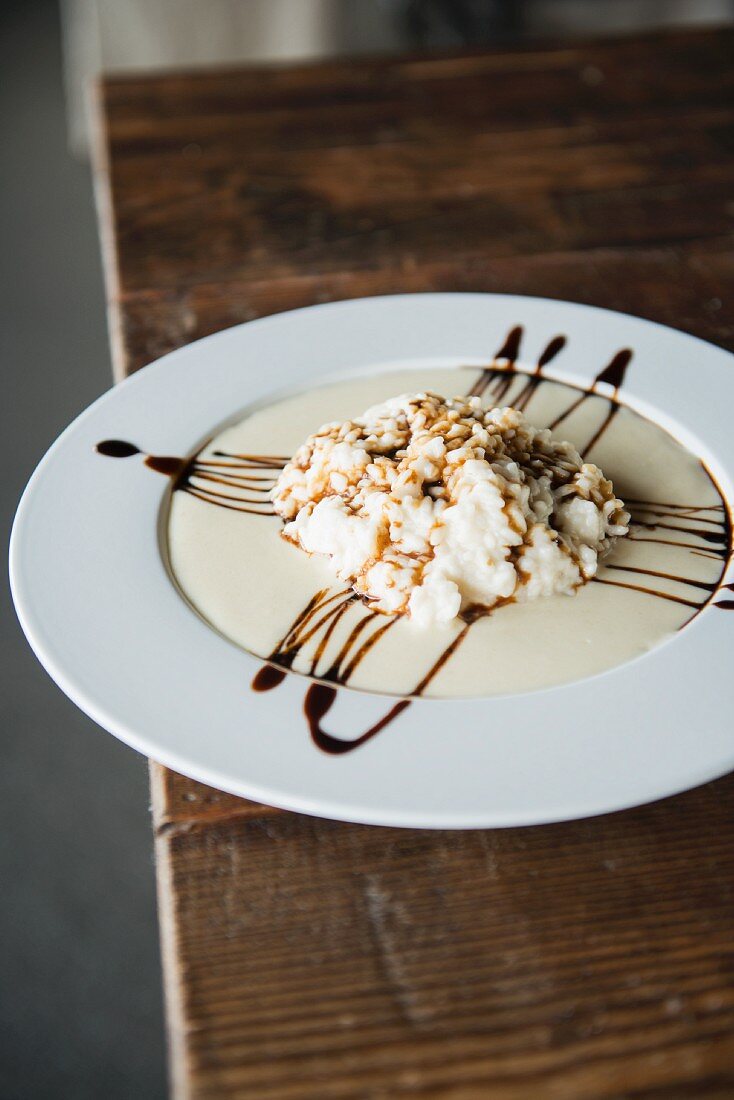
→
(167, 364, 726, 699)
(272, 393, 630, 627)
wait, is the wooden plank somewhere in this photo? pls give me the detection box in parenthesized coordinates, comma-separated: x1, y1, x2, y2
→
(116, 239, 733, 375)
(150, 773, 734, 1099)
(150, 765, 277, 835)
(96, 27, 734, 1098)
(99, 28, 734, 297)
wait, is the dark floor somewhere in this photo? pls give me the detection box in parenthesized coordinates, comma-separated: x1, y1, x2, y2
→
(1, 3, 166, 1097)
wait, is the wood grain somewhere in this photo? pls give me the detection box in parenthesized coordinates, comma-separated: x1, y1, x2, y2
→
(98, 28, 734, 376)
(96, 27, 734, 1098)
(152, 776, 734, 1100)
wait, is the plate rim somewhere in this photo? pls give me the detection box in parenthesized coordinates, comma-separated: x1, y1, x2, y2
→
(10, 292, 734, 828)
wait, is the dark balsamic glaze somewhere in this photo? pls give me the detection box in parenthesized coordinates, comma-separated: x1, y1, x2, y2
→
(468, 331, 633, 457)
(145, 455, 188, 481)
(596, 348, 633, 390)
(605, 563, 717, 593)
(538, 335, 568, 369)
(96, 440, 285, 515)
(251, 585, 473, 754)
(468, 326, 524, 399)
(305, 688, 410, 755)
(213, 450, 290, 465)
(96, 440, 140, 458)
(495, 325, 524, 362)
(625, 498, 725, 510)
(630, 518, 727, 545)
(514, 335, 566, 412)
(629, 505, 727, 551)
(179, 448, 286, 513)
(252, 664, 287, 692)
(593, 577, 700, 609)
(714, 583, 734, 611)
(547, 348, 633, 457)
(471, 328, 568, 413)
(622, 499, 731, 615)
(302, 622, 471, 754)
(627, 534, 726, 558)
(630, 506, 724, 526)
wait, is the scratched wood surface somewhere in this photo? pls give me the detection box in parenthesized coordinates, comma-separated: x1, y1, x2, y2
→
(96, 28, 734, 1099)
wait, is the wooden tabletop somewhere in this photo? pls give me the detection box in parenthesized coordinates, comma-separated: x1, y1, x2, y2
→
(96, 28, 734, 1099)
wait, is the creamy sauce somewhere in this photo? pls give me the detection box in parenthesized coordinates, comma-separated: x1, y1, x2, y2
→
(162, 363, 729, 699)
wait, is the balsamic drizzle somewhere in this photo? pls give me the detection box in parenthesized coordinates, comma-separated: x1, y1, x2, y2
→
(96, 440, 285, 515)
(605, 563, 717, 593)
(97, 323, 734, 755)
(620, 499, 731, 613)
(513, 335, 567, 412)
(547, 348, 633, 458)
(631, 521, 726, 545)
(303, 619, 469, 755)
(251, 664, 287, 692)
(467, 328, 634, 458)
(592, 577, 701, 609)
(96, 440, 140, 458)
(304, 688, 410, 756)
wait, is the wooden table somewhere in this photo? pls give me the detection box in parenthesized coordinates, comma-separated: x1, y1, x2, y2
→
(96, 28, 734, 1099)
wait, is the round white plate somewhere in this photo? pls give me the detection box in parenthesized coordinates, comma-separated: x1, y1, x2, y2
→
(10, 294, 734, 828)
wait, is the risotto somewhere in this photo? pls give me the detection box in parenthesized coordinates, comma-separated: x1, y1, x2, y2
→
(272, 393, 630, 627)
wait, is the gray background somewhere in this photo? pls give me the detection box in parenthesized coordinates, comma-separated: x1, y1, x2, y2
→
(1, 2, 165, 1097)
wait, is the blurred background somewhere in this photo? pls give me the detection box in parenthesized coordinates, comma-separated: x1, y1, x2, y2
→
(2, 1, 732, 1096)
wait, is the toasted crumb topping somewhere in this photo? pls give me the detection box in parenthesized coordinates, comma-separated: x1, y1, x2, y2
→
(273, 393, 629, 627)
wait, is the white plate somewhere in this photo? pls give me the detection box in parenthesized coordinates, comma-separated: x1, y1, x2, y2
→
(10, 294, 734, 828)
